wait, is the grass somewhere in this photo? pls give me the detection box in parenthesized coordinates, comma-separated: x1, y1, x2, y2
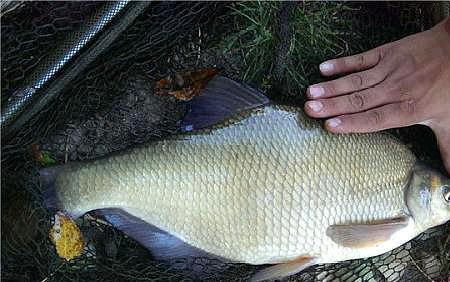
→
(220, 2, 357, 101)
(222, 2, 278, 87)
(289, 3, 354, 89)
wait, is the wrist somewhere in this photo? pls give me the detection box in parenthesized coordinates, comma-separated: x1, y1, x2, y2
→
(431, 16, 450, 41)
(429, 17, 450, 71)
(444, 17, 450, 36)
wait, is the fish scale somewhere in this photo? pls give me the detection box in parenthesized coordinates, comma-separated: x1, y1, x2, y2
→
(55, 104, 417, 265)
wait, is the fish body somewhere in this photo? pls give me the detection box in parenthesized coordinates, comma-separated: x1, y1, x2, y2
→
(55, 105, 415, 262)
(45, 76, 450, 280)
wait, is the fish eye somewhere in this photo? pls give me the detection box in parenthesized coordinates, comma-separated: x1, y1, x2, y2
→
(443, 186, 450, 203)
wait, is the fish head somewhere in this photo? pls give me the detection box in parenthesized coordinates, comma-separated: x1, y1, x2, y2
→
(406, 163, 450, 231)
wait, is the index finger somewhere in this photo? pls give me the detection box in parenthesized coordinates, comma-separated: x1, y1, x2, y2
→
(320, 47, 385, 76)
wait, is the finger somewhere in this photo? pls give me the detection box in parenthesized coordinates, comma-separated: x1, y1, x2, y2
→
(307, 65, 388, 99)
(319, 47, 384, 76)
(324, 100, 419, 133)
(305, 86, 392, 118)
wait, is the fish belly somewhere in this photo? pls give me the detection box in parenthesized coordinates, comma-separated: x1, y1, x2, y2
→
(55, 105, 417, 264)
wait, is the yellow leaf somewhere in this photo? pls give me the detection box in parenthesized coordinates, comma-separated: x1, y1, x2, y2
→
(49, 212, 84, 261)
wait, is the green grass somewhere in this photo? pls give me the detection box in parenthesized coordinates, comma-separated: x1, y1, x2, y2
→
(289, 3, 355, 89)
(221, 2, 357, 100)
(222, 2, 278, 87)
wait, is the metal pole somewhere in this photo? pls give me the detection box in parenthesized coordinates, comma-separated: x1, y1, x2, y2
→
(1, 1, 150, 138)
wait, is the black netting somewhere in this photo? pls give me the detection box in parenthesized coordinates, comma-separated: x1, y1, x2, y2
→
(1, 2, 99, 97)
(1, 2, 449, 282)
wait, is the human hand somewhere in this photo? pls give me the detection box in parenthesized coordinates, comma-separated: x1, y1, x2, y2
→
(304, 17, 450, 174)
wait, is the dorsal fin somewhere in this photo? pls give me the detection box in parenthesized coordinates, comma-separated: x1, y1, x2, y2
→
(180, 76, 269, 132)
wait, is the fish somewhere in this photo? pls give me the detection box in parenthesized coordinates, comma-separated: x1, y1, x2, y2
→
(41, 76, 450, 281)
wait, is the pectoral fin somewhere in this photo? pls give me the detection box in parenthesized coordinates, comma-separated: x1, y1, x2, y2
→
(251, 256, 318, 282)
(326, 217, 410, 248)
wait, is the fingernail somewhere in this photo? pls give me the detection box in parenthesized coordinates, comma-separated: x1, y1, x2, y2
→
(327, 118, 341, 128)
(307, 101, 323, 112)
(320, 61, 334, 73)
(308, 85, 324, 98)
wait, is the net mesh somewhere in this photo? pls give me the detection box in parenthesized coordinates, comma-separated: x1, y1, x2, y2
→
(1, 2, 449, 282)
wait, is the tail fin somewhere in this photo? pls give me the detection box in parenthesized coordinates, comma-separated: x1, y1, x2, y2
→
(40, 165, 64, 212)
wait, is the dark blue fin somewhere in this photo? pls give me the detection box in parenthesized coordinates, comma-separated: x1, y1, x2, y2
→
(180, 76, 269, 132)
(96, 208, 223, 261)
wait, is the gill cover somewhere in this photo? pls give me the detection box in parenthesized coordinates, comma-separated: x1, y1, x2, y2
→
(406, 164, 450, 230)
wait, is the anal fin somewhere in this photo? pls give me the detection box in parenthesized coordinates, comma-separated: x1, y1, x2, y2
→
(94, 208, 218, 261)
(251, 256, 318, 282)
